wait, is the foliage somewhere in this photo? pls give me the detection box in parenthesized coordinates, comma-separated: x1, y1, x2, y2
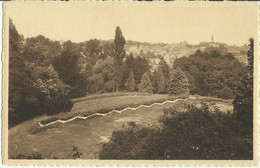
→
(158, 58, 170, 89)
(204, 44, 228, 55)
(82, 39, 103, 75)
(114, 26, 126, 92)
(133, 56, 150, 85)
(52, 41, 86, 98)
(23, 35, 61, 66)
(233, 38, 254, 130)
(9, 19, 42, 126)
(160, 103, 252, 159)
(156, 70, 166, 94)
(122, 53, 135, 86)
(9, 20, 72, 126)
(126, 70, 135, 92)
(28, 64, 73, 115)
(168, 67, 189, 95)
(87, 56, 115, 93)
(173, 50, 246, 99)
(99, 123, 161, 159)
(30, 65, 71, 96)
(9, 19, 22, 53)
(122, 54, 150, 91)
(99, 102, 253, 160)
(138, 73, 153, 93)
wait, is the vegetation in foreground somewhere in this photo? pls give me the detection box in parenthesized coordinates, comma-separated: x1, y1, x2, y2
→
(99, 102, 252, 160)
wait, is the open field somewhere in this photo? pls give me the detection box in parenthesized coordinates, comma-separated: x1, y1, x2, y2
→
(8, 93, 233, 159)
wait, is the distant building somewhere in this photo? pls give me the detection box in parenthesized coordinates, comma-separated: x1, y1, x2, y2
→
(209, 35, 218, 47)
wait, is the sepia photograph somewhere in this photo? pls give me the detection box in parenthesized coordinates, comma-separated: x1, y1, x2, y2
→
(2, 1, 259, 166)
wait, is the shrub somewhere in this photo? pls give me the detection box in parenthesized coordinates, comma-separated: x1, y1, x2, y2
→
(43, 92, 73, 115)
(99, 123, 163, 159)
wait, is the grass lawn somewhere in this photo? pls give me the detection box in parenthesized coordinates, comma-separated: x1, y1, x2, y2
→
(8, 93, 233, 159)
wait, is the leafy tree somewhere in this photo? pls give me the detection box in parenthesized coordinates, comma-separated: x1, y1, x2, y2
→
(233, 38, 254, 130)
(29, 64, 72, 115)
(126, 70, 135, 92)
(9, 19, 22, 53)
(133, 56, 150, 85)
(9, 20, 45, 126)
(168, 68, 189, 95)
(173, 49, 246, 99)
(122, 54, 150, 88)
(52, 41, 86, 98)
(83, 39, 102, 73)
(122, 53, 135, 85)
(151, 70, 159, 93)
(9, 20, 73, 126)
(204, 45, 228, 55)
(23, 35, 61, 66)
(87, 56, 115, 93)
(138, 73, 153, 93)
(102, 42, 115, 58)
(113, 26, 126, 92)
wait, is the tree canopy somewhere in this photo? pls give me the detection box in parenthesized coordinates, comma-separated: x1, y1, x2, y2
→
(173, 49, 246, 99)
(233, 38, 254, 130)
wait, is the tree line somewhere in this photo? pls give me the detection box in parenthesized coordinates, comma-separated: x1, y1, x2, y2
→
(8, 19, 189, 126)
(9, 18, 248, 126)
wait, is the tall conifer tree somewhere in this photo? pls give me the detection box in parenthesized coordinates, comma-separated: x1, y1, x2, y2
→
(138, 73, 153, 93)
(113, 26, 126, 92)
(168, 68, 189, 95)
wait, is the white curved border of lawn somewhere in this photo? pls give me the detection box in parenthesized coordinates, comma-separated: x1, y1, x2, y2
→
(39, 96, 196, 127)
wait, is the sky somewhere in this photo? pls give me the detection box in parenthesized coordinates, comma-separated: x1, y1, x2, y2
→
(6, 2, 258, 46)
